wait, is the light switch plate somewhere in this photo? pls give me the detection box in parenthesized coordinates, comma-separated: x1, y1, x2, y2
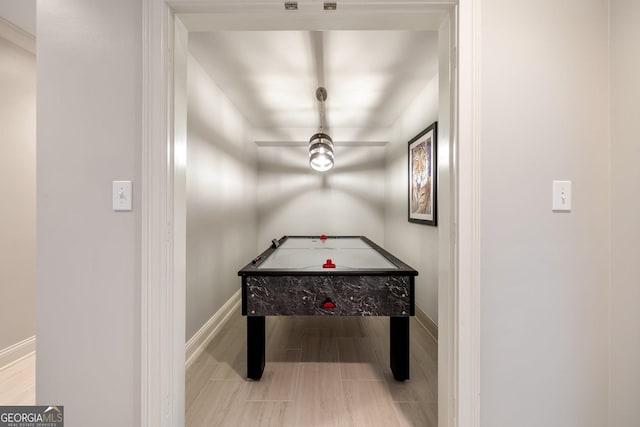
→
(113, 181, 133, 211)
(552, 180, 571, 212)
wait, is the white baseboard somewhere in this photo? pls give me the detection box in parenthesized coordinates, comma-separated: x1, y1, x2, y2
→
(415, 306, 438, 342)
(185, 290, 241, 369)
(0, 336, 36, 371)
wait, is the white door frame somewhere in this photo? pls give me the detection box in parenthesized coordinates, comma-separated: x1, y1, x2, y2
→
(456, 1, 482, 425)
(140, 1, 481, 426)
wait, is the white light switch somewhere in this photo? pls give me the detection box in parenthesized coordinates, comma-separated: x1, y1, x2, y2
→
(113, 181, 132, 211)
(552, 180, 571, 212)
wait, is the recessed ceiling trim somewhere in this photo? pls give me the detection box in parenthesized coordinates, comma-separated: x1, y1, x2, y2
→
(254, 140, 389, 147)
(252, 127, 393, 142)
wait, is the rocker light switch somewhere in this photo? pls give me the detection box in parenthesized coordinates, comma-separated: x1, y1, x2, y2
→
(113, 181, 132, 211)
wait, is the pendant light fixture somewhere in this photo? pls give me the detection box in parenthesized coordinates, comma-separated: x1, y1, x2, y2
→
(309, 87, 334, 172)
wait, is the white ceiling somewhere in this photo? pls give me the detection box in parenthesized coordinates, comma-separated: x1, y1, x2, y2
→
(188, 30, 438, 141)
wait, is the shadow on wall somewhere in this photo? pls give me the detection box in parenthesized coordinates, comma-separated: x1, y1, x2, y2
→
(188, 112, 255, 168)
(257, 145, 385, 175)
(256, 150, 319, 222)
(257, 147, 311, 176)
(329, 181, 385, 214)
(256, 145, 387, 234)
(331, 145, 385, 174)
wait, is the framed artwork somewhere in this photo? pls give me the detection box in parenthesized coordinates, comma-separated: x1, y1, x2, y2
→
(408, 122, 437, 226)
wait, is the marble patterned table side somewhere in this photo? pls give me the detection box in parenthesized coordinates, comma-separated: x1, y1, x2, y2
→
(245, 275, 411, 316)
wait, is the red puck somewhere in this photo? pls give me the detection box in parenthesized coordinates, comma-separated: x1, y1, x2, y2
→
(322, 259, 336, 268)
(322, 300, 335, 309)
(320, 234, 327, 241)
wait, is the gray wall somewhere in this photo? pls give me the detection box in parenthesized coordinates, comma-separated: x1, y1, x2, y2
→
(479, 1, 609, 426)
(610, 0, 640, 425)
(34, 1, 640, 426)
(385, 76, 439, 322)
(185, 53, 258, 341)
(0, 34, 36, 352)
(36, 1, 140, 425)
(257, 145, 386, 246)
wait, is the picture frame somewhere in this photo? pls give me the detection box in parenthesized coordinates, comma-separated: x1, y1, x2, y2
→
(408, 122, 437, 226)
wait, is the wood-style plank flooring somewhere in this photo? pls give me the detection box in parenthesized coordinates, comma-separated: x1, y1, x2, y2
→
(0, 310, 437, 426)
(186, 307, 437, 426)
(0, 353, 35, 405)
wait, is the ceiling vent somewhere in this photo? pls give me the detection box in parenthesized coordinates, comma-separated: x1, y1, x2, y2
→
(323, 2, 337, 10)
(284, 2, 298, 10)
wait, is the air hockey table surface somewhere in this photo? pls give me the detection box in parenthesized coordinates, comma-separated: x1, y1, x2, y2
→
(254, 235, 402, 271)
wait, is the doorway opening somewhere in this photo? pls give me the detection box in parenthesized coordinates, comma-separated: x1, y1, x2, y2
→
(140, 2, 461, 426)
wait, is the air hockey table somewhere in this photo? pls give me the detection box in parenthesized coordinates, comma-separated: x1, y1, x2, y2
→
(238, 235, 418, 381)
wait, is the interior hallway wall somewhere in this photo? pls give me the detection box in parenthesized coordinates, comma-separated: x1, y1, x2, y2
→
(610, 0, 640, 425)
(186, 53, 258, 342)
(385, 75, 439, 322)
(0, 34, 36, 353)
(36, 1, 141, 425)
(257, 145, 386, 247)
(479, 1, 609, 426)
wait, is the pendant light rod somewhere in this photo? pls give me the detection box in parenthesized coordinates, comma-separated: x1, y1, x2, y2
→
(316, 87, 328, 132)
(309, 31, 333, 172)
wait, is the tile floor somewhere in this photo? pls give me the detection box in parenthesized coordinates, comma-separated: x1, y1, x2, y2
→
(0, 308, 438, 427)
(0, 353, 35, 405)
(186, 308, 437, 427)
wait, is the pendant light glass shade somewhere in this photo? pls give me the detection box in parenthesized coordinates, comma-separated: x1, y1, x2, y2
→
(309, 132, 334, 172)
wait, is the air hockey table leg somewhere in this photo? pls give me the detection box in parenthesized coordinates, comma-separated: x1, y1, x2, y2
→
(247, 316, 265, 380)
(390, 316, 410, 381)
